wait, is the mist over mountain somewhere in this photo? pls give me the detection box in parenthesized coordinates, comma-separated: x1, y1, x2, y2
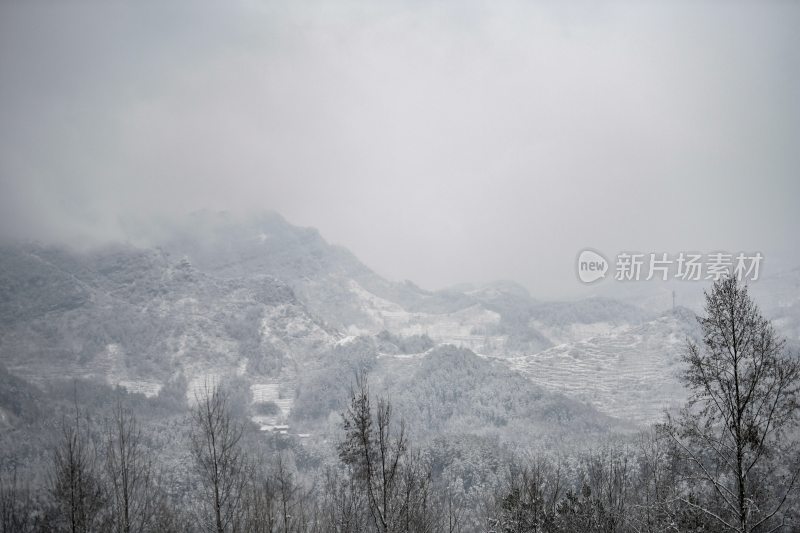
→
(2, 1, 799, 529)
(3, 210, 796, 426)
(0, 212, 658, 427)
(2, 211, 800, 531)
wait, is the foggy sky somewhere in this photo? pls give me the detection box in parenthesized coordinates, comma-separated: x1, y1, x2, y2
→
(1, 0, 799, 298)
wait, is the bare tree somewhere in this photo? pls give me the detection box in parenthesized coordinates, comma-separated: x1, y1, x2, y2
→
(435, 481, 464, 533)
(241, 471, 278, 533)
(664, 277, 800, 532)
(338, 372, 435, 533)
(583, 444, 630, 533)
(275, 453, 299, 532)
(50, 399, 105, 533)
(0, 467, 36, 533)
(240, 450, 321, 533)
(631, 428, 680, 533)
(105, 396, 159, 533)
(490, 457, 562, 533)
(318, 466, 367, 533)
(190, 383, 248, 533)
(398, 448, 433, 533)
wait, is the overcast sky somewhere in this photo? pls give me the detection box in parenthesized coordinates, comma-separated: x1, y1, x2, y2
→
(1, 0, 799, 298)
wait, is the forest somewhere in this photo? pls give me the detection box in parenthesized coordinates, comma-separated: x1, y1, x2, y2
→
(1, 278, 799, 533)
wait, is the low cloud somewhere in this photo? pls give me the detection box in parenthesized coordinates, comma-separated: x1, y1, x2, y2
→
(1, 0, 799, 297)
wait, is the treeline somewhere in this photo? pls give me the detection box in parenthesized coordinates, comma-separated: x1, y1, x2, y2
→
(2, 278, 799, 532)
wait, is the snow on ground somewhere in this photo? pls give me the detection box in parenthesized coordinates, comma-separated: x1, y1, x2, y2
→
(116, 380, 162, 397)
(529, 320, 631, 348)
(376, 350, 430, 360)
(503, 314, 692, 424)
(94, 344, 164, 397)
(336, 335, 358, 346)
(250, 383, 280, 403)
(186, 372, 222, 403)
(348, 280, 505, 354)
(250, 382, 294, 428)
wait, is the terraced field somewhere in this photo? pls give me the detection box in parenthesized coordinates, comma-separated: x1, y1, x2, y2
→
(250, 382, 294, 429)
(503, 310, 699, 424)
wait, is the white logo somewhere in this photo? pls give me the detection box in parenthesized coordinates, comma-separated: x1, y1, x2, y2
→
(577, 249, 608, 283)
(576, 249, 763, 285)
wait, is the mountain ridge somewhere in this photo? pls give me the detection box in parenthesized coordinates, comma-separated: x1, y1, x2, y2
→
(3, 211, 796, 430)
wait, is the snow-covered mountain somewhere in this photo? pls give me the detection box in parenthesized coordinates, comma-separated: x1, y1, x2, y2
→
(0, 240, 335, 407)
(2, 211, 796, 429)
(143, 211, 653, 358)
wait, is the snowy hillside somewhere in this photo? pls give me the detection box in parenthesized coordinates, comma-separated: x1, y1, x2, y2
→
(3, 213, 798, 432)
(0, 242, 336, 400)
(503, 308, 701, 424)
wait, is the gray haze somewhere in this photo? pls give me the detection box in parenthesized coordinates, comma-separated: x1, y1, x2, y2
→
(1, 0, 799, 298)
